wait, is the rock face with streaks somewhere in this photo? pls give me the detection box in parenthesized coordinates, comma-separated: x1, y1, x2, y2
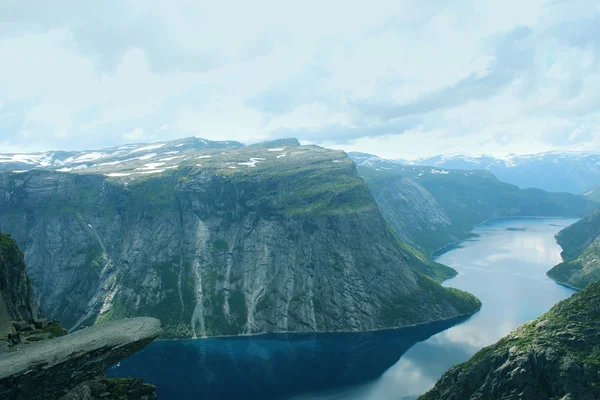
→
(0, 317, 161, 400)
(0, 139, 480, 337)
(418, 281, 600, 400)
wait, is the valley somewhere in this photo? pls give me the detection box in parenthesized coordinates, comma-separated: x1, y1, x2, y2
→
(107, 217, 578, 399)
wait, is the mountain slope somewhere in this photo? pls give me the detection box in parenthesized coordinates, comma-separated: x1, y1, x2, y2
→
(419, 281, 600, 400)
(0, 140, 480, 338)
(350, 153, 596, 255)
(547, 210, 600, 290)
(407, 152, 600, 195)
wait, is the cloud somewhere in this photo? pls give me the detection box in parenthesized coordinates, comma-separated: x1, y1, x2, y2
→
(0, 0, 599, 158)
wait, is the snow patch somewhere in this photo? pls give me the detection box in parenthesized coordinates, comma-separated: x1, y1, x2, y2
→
(197, 155, 212, 159)
(268, 148, 285, 152)
(130, 143, 166, 153)
(105, 172, 132, 177)
(137, 153, 157, 161)
(136, 162, 166, 170)
(57, 167, 72, 172)
(137, 169, 165, 174)
(430, 169, 450, 175)
(238, 158, 266, 167)
(12, 170, 29, 173)
(75, 152, 106, 162)
(277, 154, 286, 159)
(160, 155, 185, 162)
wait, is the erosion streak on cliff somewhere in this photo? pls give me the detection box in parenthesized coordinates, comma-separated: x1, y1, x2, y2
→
(0, 144, 480, 338)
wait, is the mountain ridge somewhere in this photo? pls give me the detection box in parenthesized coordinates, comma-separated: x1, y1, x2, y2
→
(0, 139, 480, 338)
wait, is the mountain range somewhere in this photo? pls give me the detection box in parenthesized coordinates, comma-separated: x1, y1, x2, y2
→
(399, 152, 600, 195)
(349, 152, 597, 255)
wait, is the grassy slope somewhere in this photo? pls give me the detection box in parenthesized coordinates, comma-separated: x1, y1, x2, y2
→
(419, 281, 600, 400)
(548, 209, 600, 289)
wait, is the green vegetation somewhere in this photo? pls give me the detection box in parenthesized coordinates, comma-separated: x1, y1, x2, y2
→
(379, 273, 481, 327)
(42, 322, 68, 338)
(419, 281, 600, 400)
(547, 208, 600, 289)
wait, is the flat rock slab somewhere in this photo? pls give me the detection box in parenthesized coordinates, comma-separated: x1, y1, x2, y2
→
(0, 317, 161, 400)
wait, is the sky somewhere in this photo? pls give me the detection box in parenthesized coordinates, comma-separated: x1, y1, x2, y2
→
(1, 0, 599, 160)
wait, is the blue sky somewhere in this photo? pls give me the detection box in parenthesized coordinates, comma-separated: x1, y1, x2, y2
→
(1, 0, 599, 159)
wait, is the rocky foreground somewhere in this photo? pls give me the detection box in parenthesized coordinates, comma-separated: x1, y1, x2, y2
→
(0, 317, 161, 400)
(418, 281, 600, 400)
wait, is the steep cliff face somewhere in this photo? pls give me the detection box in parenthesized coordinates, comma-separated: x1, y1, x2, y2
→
(351, 153, 596, 255)
(418, 281, 600, 400)
(0, 142, 480, 338)
(548, 209, 600, 290)
(0, 233, 42, 321)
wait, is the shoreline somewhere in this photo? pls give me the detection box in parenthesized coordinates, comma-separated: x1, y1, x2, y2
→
(545, 273, 582, 292)
(430, 215, 580, 259)
(155, 308, 481, 342)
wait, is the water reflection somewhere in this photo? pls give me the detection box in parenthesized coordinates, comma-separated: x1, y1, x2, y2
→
(107, 218, 578, 400)
(106, 317, 468, 400)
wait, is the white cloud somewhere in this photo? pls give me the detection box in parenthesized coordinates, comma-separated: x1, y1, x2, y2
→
(0, 0, 599, 158)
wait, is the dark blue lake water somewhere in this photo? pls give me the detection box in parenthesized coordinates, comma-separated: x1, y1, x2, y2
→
(107, 218, 577, 400)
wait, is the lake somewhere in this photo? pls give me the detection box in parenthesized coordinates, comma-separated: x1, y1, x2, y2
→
(106, 217, 578, 399)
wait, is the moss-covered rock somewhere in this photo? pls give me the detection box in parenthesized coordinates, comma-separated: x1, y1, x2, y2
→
(548, 209, 600, 289)
(419, 281, 600, 400)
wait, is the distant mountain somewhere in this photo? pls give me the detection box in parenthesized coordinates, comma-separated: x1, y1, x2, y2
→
(349, 152, 597, 255)
(404, 152, 600, 194)
(547, 209, 600, 290)
(419, 280, 600, 400)
(0, 139, 480, 338)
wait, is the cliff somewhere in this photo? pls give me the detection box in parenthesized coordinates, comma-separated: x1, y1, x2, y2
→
(548, 209, 600, 290)
(419, 281, 600, 400)
(0, 141, 480, 338)
(0, 233, 42, 322)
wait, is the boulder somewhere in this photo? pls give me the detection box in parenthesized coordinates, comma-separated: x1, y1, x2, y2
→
(33, 318, 48, 329)
(0, 317, 162, 400)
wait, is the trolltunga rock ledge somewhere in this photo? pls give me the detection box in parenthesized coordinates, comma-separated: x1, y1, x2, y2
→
(0, 317, 161, 400)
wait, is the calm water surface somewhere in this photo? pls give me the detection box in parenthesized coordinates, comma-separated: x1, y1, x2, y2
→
(107, 218, 577, 400)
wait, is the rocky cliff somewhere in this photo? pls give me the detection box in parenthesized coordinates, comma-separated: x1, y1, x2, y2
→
(350, 153, 596, 255)
(418, 281, 600, 400)
(0, 317, 161, 400)
(0, 140, 480, 338)
(547, 209, 600, 290)
(0, 233, 42, 322)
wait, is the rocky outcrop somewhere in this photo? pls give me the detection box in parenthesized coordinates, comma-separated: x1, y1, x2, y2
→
(418, 281, 600, 400)
(548, 209, 600, 289)
(61, 377, 157, 400)
(0, 317, 161, 400)
(0, 142, 480, 338)
(0, 233, 42, 322)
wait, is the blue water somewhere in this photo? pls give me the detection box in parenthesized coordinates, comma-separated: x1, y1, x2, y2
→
(107, 218, 577, 399)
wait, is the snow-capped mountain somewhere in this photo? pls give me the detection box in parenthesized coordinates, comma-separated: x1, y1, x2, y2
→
(402, 152, 600, 194)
